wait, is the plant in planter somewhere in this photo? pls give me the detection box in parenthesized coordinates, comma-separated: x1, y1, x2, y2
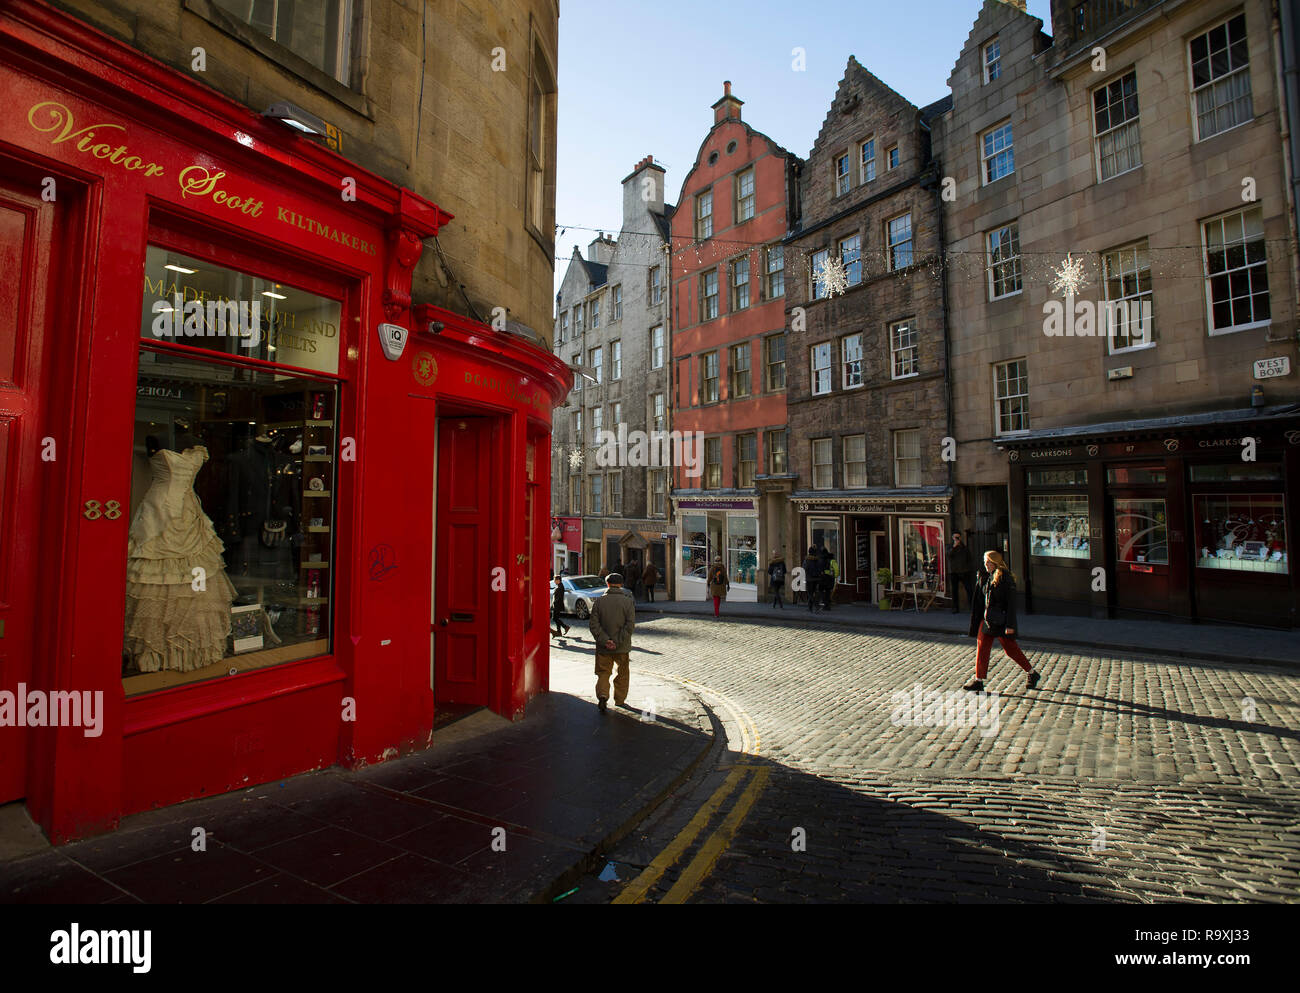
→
(876, 567, 895, 609)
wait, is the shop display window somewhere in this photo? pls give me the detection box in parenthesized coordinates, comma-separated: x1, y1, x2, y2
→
(126, 349, 337, 693)
(125, 243, 342, 695)
(900, 519, 946, 590)
(682, 514, 707, 579)
(1029, 494, 1090, 559)
(727, 517, 758, 585)
(1194, 494, 1287, 574)
(1114, 498, 1168, 564)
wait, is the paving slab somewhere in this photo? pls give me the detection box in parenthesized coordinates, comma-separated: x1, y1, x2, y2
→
(0, 650, 714, 904)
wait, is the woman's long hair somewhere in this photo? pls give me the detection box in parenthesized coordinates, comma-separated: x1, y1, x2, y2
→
(984, 550, 1017, 587)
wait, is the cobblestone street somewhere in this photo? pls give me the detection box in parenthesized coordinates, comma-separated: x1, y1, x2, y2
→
(557, 614, 1300, 903)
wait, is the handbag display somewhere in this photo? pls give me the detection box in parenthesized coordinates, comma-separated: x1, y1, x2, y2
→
(260, 518, 287, 547)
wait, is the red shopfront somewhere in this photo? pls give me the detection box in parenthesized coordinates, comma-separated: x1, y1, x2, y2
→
(0, 3, 570, 843)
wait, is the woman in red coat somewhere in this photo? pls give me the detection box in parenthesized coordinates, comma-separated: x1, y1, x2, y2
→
(964, 550, 1041, 693)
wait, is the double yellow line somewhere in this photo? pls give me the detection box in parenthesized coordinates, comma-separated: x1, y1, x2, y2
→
(613, 763, 770, 904)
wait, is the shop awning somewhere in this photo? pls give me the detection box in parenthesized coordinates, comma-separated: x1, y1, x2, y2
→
(997, 404, 1300, 447)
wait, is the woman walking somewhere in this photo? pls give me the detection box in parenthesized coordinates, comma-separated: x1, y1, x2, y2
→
(641, 559, 659, 603)
(964, 550, 1040, 692)
(706, 556, 729, 618)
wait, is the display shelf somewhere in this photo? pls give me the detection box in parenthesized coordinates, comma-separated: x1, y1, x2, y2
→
(299, 561, 330, 569)
(303, 490, 332, 498)
(306, 525, 331, 533)
(305, 419, 334, 428)
(304, 455, 332, 462)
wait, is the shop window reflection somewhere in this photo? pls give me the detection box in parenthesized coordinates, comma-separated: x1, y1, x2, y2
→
(1114, 498, 1168, 564)
(1029, 494, 1090, 559)
(901, 519, 945, 591)
(727, 516, 758, 585)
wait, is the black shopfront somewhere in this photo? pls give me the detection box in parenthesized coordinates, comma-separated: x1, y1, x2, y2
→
(1005, 411, 1300, 629)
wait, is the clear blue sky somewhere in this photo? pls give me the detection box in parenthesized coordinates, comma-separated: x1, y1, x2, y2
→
(554, 0, 1052, 292)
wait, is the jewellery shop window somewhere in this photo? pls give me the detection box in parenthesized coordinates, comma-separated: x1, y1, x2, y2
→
(1193, 493, 1287, 575)
(124, 251, 342, 695)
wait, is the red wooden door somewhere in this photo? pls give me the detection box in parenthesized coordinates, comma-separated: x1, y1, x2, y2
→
(433, 416, 494, 706)
(0, 174, 54, 804)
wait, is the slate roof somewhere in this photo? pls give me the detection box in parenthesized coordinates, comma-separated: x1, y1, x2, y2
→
(919, 94, 952, 123)
(581, 259, 608, 289)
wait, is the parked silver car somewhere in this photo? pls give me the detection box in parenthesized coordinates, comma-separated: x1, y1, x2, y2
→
(552, 575, 608, 619)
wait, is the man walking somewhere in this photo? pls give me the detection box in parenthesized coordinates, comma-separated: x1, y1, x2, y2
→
(589, 572, 635, 713)
(947, 532, 974, 614)
(766, 550, 787, 608)
(802, 546, 824, 613)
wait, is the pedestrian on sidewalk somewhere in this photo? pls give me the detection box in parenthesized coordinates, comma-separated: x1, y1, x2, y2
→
(947, 532, 974, 614)
(641, 560, 658, 602)
(707, 556, 729, 618)
(767, 550, 787, 608)
(802, 546, 824, 613)
(590, 572, 635, 713)
(964, 550, 1040, 693)
(550, 570, 570, 638)
(823, 548, 839, 611)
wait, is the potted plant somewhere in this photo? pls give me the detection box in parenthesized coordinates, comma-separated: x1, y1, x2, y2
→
(876, 567, 895, 610)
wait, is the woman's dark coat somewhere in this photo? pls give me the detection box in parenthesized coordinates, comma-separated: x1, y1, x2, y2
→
(968, 569, 1020, 638)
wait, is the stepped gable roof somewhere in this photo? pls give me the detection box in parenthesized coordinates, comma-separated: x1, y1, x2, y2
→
(807, 56, 919, 161)
(947, 0, 1048, 88)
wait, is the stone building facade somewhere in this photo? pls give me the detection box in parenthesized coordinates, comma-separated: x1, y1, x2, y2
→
(551, 156, 675, 590)
(49, 0, 560, 342)
(785, 57, 953, 604)
(933, 0, 1300, 627)
(669, 82, 798, 602)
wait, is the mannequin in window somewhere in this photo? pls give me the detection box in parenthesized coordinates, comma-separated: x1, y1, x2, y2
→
(124, 444, 237, 673)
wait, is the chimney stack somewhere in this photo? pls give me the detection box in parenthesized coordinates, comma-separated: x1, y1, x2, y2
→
(622, 153, 666, 224)
(712, 80, 744, 125)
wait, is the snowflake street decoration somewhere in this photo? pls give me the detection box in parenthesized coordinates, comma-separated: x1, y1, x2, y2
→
(567, 447, 584, 471)
(814, 255, 849, 298)
(1050, 253, 1089, 298)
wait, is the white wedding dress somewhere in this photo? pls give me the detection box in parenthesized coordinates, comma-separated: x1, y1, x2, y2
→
(123, 446, 237, 673)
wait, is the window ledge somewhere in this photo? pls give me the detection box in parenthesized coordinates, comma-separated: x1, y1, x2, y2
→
(183, 0, 372, 120)
(1209, 321, 1271, 337)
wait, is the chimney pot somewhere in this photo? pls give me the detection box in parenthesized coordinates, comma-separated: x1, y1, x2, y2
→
(723, 80, 732, 96)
